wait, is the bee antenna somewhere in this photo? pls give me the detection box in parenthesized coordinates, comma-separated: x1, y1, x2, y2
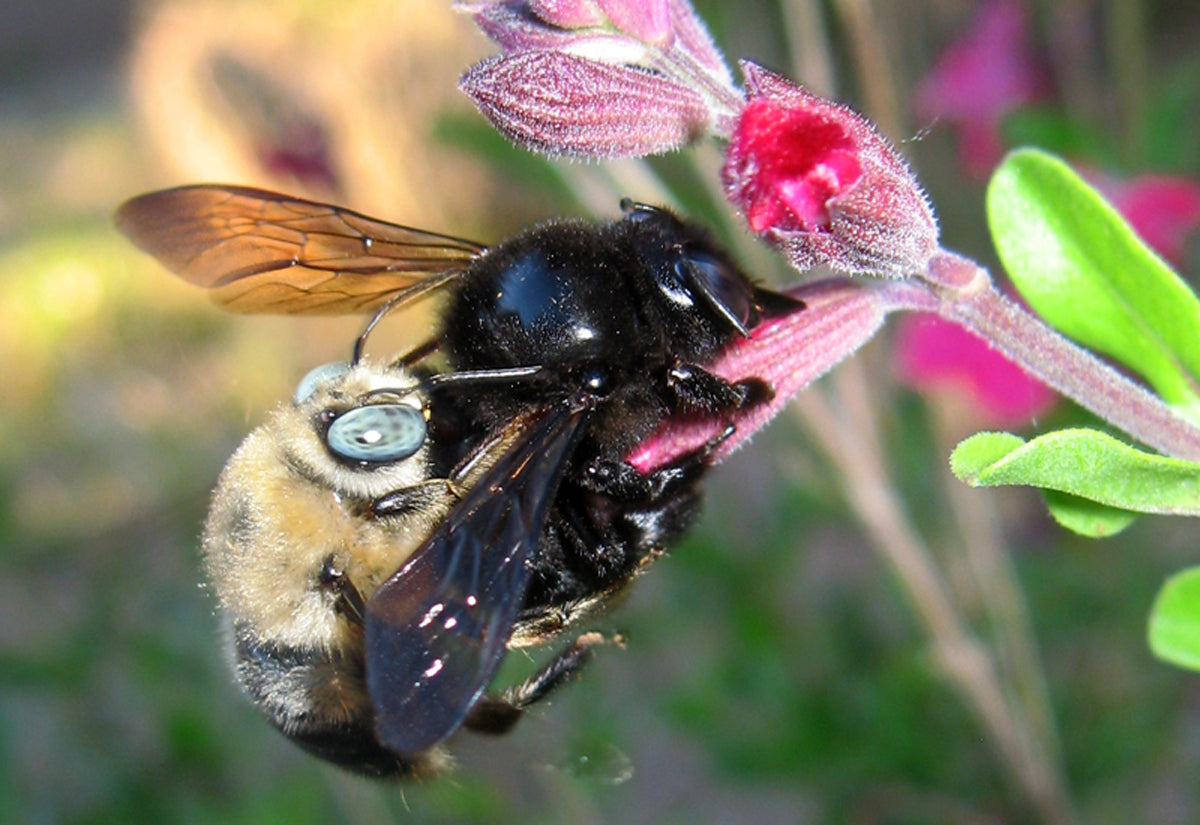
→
(422, 365, 543, 389)
(352, 304, 390, 366)
(389, 338, 441, 369)
(350, 270, 464, 365)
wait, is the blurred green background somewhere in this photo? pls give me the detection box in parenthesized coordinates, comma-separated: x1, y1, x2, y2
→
(2, 1, 1199, 823)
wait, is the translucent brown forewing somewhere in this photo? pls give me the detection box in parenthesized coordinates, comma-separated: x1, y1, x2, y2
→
(115, 185, 485, 314)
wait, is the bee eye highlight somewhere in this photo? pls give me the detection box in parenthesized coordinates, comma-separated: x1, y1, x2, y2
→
(295, 362, 352, 404)
(326, 404, 427, 464)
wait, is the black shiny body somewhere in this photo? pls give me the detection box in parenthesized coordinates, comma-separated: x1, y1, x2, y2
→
(428, 206, 783, 620)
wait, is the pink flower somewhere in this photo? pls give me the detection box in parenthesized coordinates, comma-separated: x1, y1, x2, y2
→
(629, 279, 889, 471)
(1089, 173, 1200, 267)
(723, 62, 938, 278)
(894, 312, 1057, 427)
(915, 0, 1047, 177)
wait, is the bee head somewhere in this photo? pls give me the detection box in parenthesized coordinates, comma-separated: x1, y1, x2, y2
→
(281, 360, 433, 501)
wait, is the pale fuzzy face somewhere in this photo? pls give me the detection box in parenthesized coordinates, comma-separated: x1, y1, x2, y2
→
(202, 361, 455, 652)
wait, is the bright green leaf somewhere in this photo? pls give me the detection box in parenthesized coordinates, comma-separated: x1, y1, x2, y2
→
(950, 429, 1200, 516)
(1149, 567, 1200, 671)
(1042, 490, 1138, 537)
(987, 148, 1200, 413)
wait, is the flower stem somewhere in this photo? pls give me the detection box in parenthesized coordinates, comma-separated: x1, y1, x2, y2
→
(792, 372, 1076, 824)
(878, 263, 1200, 461)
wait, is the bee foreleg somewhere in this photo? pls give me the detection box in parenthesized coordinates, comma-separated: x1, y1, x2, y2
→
(319, 556, 367, 623)
(581, 422, 735, 502)
(666, 362, 774, 412)
(371, 479, 456, 518)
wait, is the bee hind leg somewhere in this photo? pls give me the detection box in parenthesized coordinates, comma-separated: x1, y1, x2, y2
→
(463, 632, 617, 736)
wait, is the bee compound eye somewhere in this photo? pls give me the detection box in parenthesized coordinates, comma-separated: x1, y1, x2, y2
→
(325, 404, 427, 464)
(295, 362, 352, 404)
(677, 248, 754, 334)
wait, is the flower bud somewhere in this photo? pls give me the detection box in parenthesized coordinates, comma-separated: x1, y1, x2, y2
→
(597, 0, 671, 45)
(723, 62, 939, 278)
(461, 0, 738, 158)
(460, 50, 711, 157)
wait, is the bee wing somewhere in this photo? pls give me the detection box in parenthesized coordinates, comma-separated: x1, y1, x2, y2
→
(364, 404, 590, 756)
(115, 184, 485, 314)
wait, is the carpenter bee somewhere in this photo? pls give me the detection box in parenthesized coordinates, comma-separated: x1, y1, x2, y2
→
(198, 357, 598, 776)
(117, 186, 800, 775)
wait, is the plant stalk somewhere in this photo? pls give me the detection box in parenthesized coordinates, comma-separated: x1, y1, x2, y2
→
(879, 267, 1200, 462)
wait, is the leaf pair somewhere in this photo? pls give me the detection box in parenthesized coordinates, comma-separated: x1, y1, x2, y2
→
(964, 148, 1200, 671)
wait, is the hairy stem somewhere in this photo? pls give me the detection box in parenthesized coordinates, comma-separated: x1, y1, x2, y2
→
(879, 264, 1200, 461)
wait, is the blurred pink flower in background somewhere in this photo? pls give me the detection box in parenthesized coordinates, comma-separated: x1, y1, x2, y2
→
(915, 0, 1047, 178)
(894, 312, 1058, 427)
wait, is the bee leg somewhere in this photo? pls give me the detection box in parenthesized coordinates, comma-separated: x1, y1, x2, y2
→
(666, 362, 774, 413)
(318, 556, 367, 624)
(371, 479, 456, 518)
(462, 632, 615, 736)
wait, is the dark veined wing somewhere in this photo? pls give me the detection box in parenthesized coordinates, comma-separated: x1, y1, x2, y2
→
(114, 184, 485, 314)
(365, 403, 591, 756)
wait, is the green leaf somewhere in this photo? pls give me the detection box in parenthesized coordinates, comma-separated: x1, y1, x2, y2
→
(950, 429, 1200, 516)
(1041, 490, 1139, 537)
(1148, 567, 1200, 671)
(987, 148, 1200, 413)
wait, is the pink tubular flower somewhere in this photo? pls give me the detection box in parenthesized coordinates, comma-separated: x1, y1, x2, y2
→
(893, 312, 1057, 427)
(459, 0, 740, 158)
(915, 0, 1047, 178)
(629, 278, 888, 471)
(723, 62, 939, 278)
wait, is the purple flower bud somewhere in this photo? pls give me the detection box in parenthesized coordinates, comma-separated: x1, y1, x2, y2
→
(471, 2, 608, 53)
(723, 62, 939, 278)
(460, 50, 711, 157)
(462, 0, 740, 156)
(628, 278, 887, 470)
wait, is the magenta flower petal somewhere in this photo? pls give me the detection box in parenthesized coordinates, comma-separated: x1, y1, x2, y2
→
(894, 312, 1058, 427)
(628, 278, 887, 471)
(460, 50, 712, 157)
(723, 62, 939, 278)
